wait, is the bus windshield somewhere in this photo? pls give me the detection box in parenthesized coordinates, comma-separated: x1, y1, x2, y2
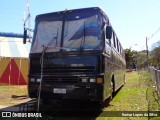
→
(63, 14, 101, 51)
(30, 12, 101, 53)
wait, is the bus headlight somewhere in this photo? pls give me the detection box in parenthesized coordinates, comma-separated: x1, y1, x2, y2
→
(81, 78, 88, 82)
(90, 78, 96, 83)
(30, 78, 35, 82)
(81, 77, 103, 83)
(37, 78, 41, 82)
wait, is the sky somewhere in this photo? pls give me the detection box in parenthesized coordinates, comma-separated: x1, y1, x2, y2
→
(0, 0, 160, 51)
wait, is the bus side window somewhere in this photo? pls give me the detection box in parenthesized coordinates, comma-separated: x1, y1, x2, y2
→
(113, 32, 116, 48)
(119, 44, 122, 54)
(116, 37, 119, 52)
(118, 41, 121, 53)
(120, 46, 123, 55)
(110, 32, 114, 47)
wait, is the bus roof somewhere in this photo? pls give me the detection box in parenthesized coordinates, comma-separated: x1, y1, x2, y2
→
(35, 7, 105, 22)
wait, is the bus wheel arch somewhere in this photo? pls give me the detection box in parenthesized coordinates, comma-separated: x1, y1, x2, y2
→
(103, 74, 115, 107)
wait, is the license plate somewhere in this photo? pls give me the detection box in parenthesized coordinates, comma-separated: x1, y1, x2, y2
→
(53, 88, 66, 94)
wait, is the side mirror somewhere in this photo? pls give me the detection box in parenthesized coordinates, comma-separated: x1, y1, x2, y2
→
(23, 29, 27, 44)
(106, 26, 112, 39)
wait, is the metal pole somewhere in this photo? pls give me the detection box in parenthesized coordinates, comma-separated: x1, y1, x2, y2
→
(146, 37, 149, 69)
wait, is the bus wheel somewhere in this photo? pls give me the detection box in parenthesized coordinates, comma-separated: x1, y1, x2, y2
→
(111, 81, 114, 99)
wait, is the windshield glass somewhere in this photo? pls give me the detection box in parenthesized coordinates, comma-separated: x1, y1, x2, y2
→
(31, 20, 62, 53)
(30, 10, 102, 53)
(63, 14, 101, 51)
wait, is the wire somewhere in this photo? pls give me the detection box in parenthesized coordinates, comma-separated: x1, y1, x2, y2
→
(147, 27, 160, 41)
(37, 46, 45, 117)
(138, 27, 160, 50)
(36, 31, 59, 120)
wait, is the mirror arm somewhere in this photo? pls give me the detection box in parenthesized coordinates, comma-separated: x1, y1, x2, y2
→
(23, 28, 27, 44)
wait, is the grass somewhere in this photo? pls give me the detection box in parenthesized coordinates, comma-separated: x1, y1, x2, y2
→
(104, 72, 148, 111)
(97, 71, 160, 120)
(0, 85, 28, 106)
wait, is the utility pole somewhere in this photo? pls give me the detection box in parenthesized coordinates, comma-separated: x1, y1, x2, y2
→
(146, 37, 149, 69)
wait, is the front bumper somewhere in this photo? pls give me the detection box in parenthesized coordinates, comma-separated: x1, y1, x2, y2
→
(28, 83, 104, 102)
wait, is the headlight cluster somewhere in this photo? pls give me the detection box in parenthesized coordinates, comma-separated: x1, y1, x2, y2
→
(30, 78, 41, 82)
(81, 77, 103, 84)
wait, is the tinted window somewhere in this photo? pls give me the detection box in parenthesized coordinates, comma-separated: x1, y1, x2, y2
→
(116, 37, 119, 52)
(112, 32, 116, 48)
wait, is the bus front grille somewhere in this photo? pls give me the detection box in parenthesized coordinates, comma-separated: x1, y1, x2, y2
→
(43, 66, 96, 73)
(43, 76, 79, 83)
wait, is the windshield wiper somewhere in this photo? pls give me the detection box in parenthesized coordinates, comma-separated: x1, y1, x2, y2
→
(54, 46, 76, 51)
(42, 28, 59, 52)
(80, 22, 86, 52)
(40, 28, 59, 76)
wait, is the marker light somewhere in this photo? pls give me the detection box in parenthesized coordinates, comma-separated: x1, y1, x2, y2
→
(81, 78, 88, 82)
(37, 78, 41, 82)
(96, 78, 103, 84)
(30, 78, 35, 82)
(90, 78, 96, 83)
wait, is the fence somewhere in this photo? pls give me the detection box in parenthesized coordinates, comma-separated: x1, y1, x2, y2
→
(149, 67, 160, 96)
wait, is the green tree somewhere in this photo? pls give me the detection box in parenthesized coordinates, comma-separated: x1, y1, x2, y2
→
(125, 49, 134, 69)
(125, 49, 149, 70)
(136, 50, 147, 69)
(150, 47, 160, 68)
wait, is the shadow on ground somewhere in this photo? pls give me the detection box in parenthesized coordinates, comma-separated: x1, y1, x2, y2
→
(0, 97, 108, 120)
(0, 89, 122, 120)
(39, 100, 103, 119)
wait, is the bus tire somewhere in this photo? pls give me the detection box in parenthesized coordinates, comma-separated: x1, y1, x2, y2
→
(124, 74, 126, 84)
(111, 81, 114, 99)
